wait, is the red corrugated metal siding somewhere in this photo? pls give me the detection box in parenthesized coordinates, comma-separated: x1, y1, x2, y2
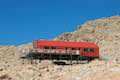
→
(35, 40, 98, 48)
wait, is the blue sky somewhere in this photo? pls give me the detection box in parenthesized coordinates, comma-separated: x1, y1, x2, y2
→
(0, 0, 120, 45)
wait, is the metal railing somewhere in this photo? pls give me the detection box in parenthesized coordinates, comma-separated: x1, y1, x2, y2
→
(31, 48, 81, 55)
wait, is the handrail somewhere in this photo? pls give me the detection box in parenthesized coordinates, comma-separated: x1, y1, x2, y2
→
(32, 48, 81, 54)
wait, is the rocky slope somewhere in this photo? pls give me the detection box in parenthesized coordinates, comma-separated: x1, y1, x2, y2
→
(54, 16, 120, 61)
(0, 16, 120, 80)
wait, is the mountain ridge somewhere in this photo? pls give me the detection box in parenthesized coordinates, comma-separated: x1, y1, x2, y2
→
(0, 15, 120, 80)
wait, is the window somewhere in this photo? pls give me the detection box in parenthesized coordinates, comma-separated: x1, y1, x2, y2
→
(90, 48, 94, 53)
(71, 48, 75, 50)
(44, 46, 49, 49)
(65, 48, 68, 50)
(51, 46, 56, 49)
(84, 48, 89, 53)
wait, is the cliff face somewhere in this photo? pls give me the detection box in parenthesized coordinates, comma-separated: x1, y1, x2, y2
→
(0, 16, 120, 80)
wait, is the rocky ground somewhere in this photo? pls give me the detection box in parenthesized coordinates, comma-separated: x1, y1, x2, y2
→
(0, 16, 120, 80)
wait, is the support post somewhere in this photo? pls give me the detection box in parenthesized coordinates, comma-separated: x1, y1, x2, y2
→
(70, 53, 72, 65)
(30, 53, 33, 64)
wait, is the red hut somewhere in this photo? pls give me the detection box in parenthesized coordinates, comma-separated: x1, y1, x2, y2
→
(31, 40, 99, 63)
